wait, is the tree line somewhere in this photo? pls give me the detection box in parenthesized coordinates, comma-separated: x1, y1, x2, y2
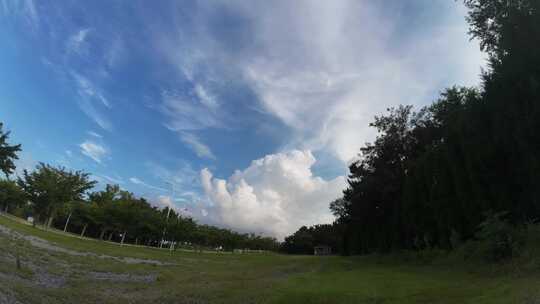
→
(282, 0, 540, 255)
(0, 127, 278, 251)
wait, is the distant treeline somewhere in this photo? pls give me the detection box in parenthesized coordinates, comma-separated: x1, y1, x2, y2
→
(282, 0, 540, 255)
(0, 133, 278, 251)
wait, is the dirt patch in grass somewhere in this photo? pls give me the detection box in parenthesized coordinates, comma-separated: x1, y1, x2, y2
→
(87, 271, 157, 283)
(0, 224, 174, 266)
(0, 289, 23, 304)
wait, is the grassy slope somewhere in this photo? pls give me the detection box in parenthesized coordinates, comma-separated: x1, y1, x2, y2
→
(1, 215, 539, 304)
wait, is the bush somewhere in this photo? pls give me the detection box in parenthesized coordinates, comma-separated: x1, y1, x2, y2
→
(475, 211, 522, 262)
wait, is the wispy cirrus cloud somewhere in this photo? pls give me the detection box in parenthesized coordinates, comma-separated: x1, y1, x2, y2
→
(154, 0, 485, 164)
(145, 160, 202, 202)
(87, 131, 103, 138)
(0, 0, 39, 30)
(66, 28, 91, 56)
(93, 174, 124, 185)
(160, 84, 220, 160)
(129, 177, 167, 192)
(161, 88, 220, 132)
(79, 140, 108, 163)
(71, 72, 112, 131)
(178, 132, 215, 160)
(72, 72, 111, 108)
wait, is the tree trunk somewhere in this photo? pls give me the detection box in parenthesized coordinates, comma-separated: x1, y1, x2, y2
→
(135, 238, 138, 246)
(80, 224, 88, 238)
(120, 231, 127, 245)
(99, 228, 107, 240)
(4, 204, 8, 213)
(63, 212, 72, 232)
(108, 232, 113, 241)
(46, 216, 54, 229)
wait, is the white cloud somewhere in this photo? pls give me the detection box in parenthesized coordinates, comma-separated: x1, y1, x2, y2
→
(236, 1, 485, 163)
(157, 0, 485, 164)
(146, 160, 199, 188)
(67, 28, 91, 56)
(179, 132, 215, 160)
(200, 150, 345, 239)
(194, 84, 218, 110)
(129, 177, 167, 192)
(93, 174, 124, 185)
(104, 37, 126, 69)
(71, 72, 112, 131)
(161, 89, 220, 131)
(79, 140, 108, 163)
(87, 131, 103, 138)
(155, 195, 192, 216)
(72, 72, 110, 108)
(0, 0, 39, 30)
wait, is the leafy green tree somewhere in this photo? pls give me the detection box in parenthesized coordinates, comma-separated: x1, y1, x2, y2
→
(88, 184, 121, 239)
(17, 163, 96, 228)
(0, 179, 26, 213)
(69, 201, 94, 237)
(0, 123, 21, 178)
(168, 214, 197, 250)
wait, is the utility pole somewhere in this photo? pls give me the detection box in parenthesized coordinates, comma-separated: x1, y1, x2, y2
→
(160, 181, 174, 249)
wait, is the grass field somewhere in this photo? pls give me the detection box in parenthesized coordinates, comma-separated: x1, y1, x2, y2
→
(1, 215, 539, 304)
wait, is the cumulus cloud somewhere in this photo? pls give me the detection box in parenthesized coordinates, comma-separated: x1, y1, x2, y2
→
(200, 150, 345, 239)
(155, 195, 191, 216)
(79, 140, 108, 163)
(179, 132, 215, 160)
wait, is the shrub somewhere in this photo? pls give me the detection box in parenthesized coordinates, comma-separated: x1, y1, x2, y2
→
(475, 211, 522, 262)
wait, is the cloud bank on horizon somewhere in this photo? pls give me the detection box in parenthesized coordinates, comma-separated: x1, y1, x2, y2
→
(201, 150, 345, 239)
(1, 0, 484, 239)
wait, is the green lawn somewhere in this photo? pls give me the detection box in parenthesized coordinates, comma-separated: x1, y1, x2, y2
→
(1, 215, 539, 304)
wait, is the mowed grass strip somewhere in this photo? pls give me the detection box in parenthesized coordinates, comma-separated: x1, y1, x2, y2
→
(1, 215, 539, 303)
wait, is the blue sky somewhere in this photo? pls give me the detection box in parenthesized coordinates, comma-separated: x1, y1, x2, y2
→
(0, 0, 484, 239)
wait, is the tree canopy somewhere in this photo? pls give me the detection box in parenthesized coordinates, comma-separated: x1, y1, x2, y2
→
(17, 163, 97, 227)
(0, 123, 21, 178)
